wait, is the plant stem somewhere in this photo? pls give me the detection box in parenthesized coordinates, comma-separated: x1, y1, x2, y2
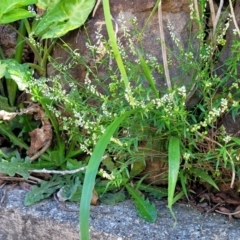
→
(7, 20, 27, 106)
(102, 0, 135, 108)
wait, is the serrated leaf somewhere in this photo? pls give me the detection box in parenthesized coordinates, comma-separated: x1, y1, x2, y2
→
(125, 183, 157, 222)
(57, 177, 82, 202)
(0, 159, 32, 179)
(190, 168, 219, 190)
(138, 184, 168, 199)
(100, 190, 126, 205)
(24, 175, 64, 205)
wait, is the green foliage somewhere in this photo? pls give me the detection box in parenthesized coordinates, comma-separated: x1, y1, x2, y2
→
(1, 1, 240, 240)
(168, 136, 180, 219)
(0, 152, 31, 179)
(33, 0, 96, 39)
(190, 169, 219, 190)
(0, 0, 36, 24)
(57, 177, 82, 202)
(80, 110, 136, 240)
(100, 190, 126, 205)
(24, 175, 65, 205)
(0, 123, 29, 149)
(2, 59, 32, 90)
(125, 183, 157, 223)
(138, 184, 168, 199)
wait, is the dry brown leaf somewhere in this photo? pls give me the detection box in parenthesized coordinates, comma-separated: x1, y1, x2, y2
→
(28, 124, 52, 156)
(0, 110, 17, 121)
(217, 207, 231, 214)
(19, 182, 32, 191)
(218, 183, 232, 192)
(215, 192, 227, 200)
(225, 198, 240, 205)
(233, 205, 240, 218)
(209, 194, 225, 204)
(91, 189, 99, 206)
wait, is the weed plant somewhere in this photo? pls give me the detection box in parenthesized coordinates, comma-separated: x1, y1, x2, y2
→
(0, 1, 240, 240)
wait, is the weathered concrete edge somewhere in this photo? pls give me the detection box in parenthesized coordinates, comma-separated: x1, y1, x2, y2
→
(1, 187, 240, 240)
(0, 188, 127, 240)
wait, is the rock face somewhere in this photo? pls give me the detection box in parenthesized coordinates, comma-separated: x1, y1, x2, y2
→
(0, 25, 17, 58)
(48, 0, 192, 88)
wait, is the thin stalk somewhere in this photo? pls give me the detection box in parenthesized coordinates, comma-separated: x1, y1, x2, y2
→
(27, 63, 44, 74)
(158, 1, 171, 89)
(40, 39, 57, 77)
(213, 0, 223, 36)
(102, 0, 135, 108)
(138, 0, 161, 41)
(7, 20, 27, 106)
(0, 46, 5, 59)
(229, 0, 240, 37)
(41, 101, 65, 156)
(15, 20, 26, 63)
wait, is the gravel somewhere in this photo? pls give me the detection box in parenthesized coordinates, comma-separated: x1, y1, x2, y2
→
(0, 187, 240, 240)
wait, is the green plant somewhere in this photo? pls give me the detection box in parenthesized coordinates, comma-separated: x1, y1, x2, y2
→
(0, 1, 240, 240)
(0, 0, 96, 105)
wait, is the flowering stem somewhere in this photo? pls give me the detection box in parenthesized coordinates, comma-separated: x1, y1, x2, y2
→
(102, 0, 135, 108)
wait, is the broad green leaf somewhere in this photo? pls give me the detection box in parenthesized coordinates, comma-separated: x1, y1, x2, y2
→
(24, 175, 64, 205)
(33, 0, 96, 39)
(190, 169, 219, 190)
(0, 0, 36, 15)
(168, 136, 180, 219)
(36, 0, 60, 10)
(0, 63, 7, 79)
(125, 183, 157, 222)
(0, 9, 35, 24)
(3, 59, 32, 91)
(80, 110, 136, 240)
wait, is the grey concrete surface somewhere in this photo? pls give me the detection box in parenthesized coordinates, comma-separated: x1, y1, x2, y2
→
(0, 187, 240, 240)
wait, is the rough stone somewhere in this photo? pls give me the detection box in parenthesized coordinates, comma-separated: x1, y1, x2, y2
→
(0, 25, 17, 58)
(47, 0, 192, 89)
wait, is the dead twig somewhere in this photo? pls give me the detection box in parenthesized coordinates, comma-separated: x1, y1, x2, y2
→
(158, 1, 171, 89)
(229, 0, 240, 37)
